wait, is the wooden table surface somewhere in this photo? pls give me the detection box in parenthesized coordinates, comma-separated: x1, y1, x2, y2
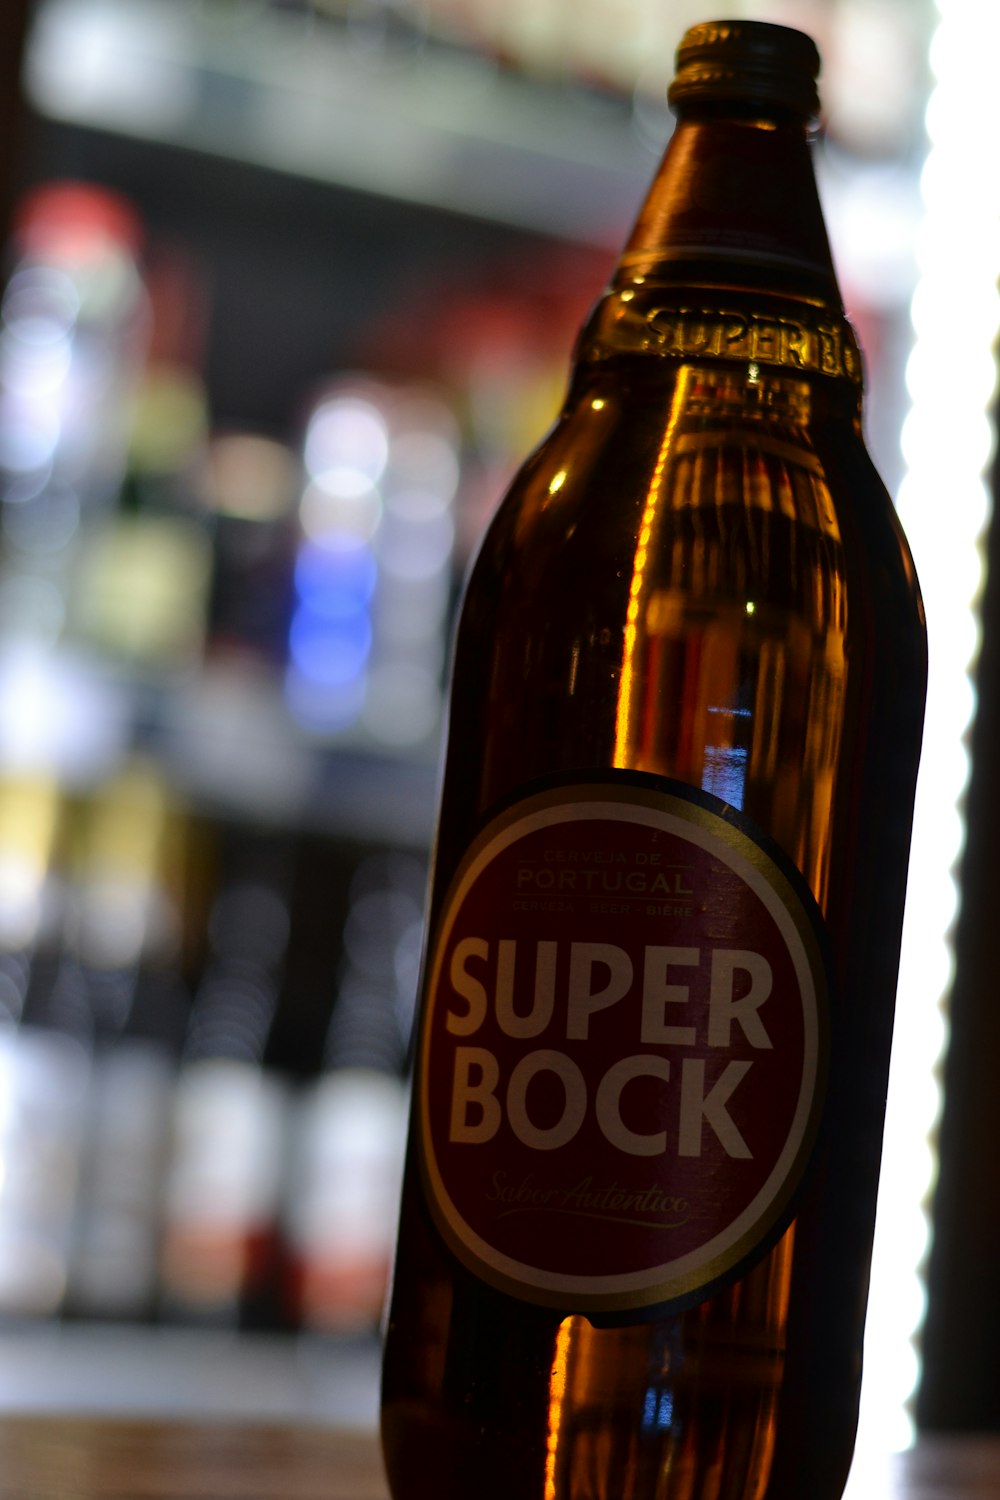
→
(0, 1418, 995, 1499)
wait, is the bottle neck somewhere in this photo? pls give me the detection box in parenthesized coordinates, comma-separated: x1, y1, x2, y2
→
(575, 105, 862, 399)
(618, 109, 841, 308)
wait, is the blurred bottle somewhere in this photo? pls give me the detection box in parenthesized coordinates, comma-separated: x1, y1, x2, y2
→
(159, 830, 293, 1328)
(62, 759, 192, 1321)
(283, 848, 423, 1334)
(0, 181, 149, 652)
(0, 770, 63, 1012)
(0, 771, 91, 1319)
(286, 376, 458, 752)
(69, 248, 214, 674)
(201, 430, 299, 671)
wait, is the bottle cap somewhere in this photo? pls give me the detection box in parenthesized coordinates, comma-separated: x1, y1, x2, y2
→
(668, 20, 821, 120)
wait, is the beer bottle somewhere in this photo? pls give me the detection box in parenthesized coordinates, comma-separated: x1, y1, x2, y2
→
(381, 20, 927, 1500)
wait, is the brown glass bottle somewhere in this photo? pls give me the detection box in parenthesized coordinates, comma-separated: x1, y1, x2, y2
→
(381, 21, 926, 1500)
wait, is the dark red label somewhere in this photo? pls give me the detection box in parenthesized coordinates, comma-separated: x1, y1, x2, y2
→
(417, 782, 828, 1313)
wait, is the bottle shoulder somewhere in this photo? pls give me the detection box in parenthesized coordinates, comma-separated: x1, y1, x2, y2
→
(438, 352, 924, 888)
(458, 362, 923, 698)
(470, 364, 880, 571)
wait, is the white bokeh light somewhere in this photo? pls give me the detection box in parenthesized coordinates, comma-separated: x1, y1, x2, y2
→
(856, 0, 1000, 1459)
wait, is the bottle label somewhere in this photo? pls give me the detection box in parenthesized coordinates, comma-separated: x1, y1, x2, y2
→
(417, 779, 829, 1314)
(587, 295, 863, 384)
(646, 305, 861, 383)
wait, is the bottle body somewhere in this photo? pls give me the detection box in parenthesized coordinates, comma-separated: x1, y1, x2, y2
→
(382, 25, 926, 1500)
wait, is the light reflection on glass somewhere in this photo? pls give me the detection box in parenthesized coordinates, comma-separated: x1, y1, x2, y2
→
(544, 1316, 573, 1500)
(702, 745, 748, 810)
(614, 368, 693, 765)
(641, 1385, 674, 1431)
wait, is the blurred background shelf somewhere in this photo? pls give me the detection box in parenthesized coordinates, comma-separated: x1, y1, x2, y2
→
(0, 1320, 380, 1425)
(27, 0, 662, 246)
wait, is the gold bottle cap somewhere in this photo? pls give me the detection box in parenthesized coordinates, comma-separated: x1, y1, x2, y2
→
(668, 20, 821, 120)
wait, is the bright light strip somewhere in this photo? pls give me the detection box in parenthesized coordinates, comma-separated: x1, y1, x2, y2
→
(854, 0, 1000, 1459)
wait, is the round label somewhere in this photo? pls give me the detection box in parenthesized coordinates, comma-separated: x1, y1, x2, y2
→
(417, 780, 829, 1314)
